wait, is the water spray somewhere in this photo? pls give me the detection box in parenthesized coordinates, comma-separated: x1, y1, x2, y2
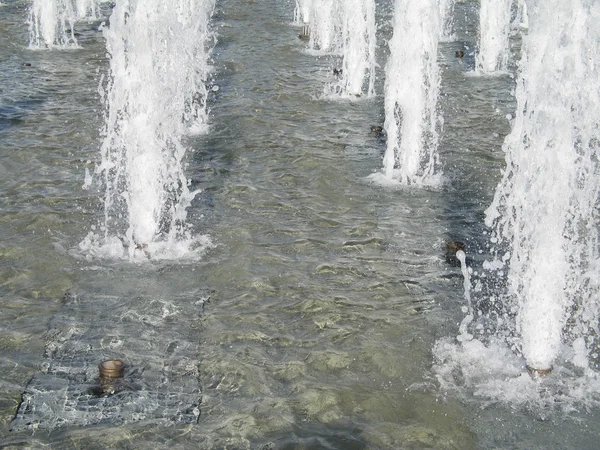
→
(381, 0, 441, 185)
(81, 0, 216, 260)
(485, 0, 600, 373)
(475, 0, 511, 73)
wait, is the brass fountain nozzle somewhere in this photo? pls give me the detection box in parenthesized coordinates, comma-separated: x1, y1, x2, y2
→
(98, 359, 126, 395)
(526, 365, 552, 378)
(99, 359, 125, 378)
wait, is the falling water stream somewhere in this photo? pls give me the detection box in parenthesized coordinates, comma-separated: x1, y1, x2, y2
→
(475, 0, 511, 73)
(2, 0, 600, 448)
(293, 0, 376, 98)
(28, 0, 103, 48)
(79, 0, 215, 260)
(438, 0, 456, 40)
(371, 0, 441, 186)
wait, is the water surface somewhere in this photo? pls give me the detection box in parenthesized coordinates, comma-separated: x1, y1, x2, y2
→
(2, 0, 600, 448)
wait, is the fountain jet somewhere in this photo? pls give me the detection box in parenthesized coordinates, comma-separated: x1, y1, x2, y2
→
(381, 0, 441, 185)
(82, 0, 215, 259)
(438, 0, 456, 40)
(475, 0, 511, 73)
(28, 0, 102, 49)
(335, 0, 376, 98)
(485, 0, 600, 371)
(294, 0, 376, 98)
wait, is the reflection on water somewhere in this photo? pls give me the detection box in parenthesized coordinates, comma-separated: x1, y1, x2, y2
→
(1, 0, 600, 448)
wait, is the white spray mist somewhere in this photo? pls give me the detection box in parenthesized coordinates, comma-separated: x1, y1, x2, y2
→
(28, 0, 102, 49)
(83, 0, 215, 259)
(485, 0, 600, 370)
(295, 0, 376, 98)
(475, 0, 511, 73)
(382, 0, 441, 185)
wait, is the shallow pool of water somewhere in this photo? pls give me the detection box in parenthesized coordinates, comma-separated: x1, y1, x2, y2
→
(2, 0, 600, 448)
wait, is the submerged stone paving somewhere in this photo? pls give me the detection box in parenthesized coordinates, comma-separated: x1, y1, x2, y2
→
(11, 291, 207, 431)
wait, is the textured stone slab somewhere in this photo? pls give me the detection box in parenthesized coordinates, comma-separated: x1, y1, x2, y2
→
(11, 291, 207, 431)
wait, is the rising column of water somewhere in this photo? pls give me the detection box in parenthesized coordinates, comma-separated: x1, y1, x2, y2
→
(74, 0, 100, 20)
(28, 0, 102, 49)
(381, 0, 441, 185)
(475, 0, 512, 73)
(438, 0, 456, 40)
(82, 0, 215, 259)
(29, 0, 77, 48)
(335, 0, 376, 97)
(293, 0, 311, 24)
(514, 0, 529, 30)
(295, 0, 375, 98)
(485, 0, 600, 371)
(306, 0, 342, 52)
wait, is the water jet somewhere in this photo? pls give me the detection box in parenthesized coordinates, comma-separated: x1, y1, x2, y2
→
(381, 0, 441, 185)
(484, 0, 600, 373)
(81, 0, 215, 260)
(27, 0, 103, 48)
(438, 0, 455, 40)
(475, 0, 511, 73)
(295, 0, 375, 98)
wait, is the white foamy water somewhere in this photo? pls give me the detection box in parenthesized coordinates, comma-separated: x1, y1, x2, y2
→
(434, 336, 600, 415)
(514, 0, 529, 30)
(81, 0, 215, 260)
(294, 0, 376, 98)
(28, 0, 103, 49)
(4, 0, 600, 446)
(297, 0, 341, 52)
(438, 0, 456, 40)
(435, 0, 600, 409)
(475, 0, 511, 73)
(379, 0, 441, 185)
(332, 0, 376, 98)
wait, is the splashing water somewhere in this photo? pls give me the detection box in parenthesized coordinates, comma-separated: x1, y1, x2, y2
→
(514, 0, 529, 30)
(293, 0, 311, 25)
(475, 0, 511, 73)
(378, 0, 441, 186)
(28, 0, 103, 49)
(294, 0, 376, 98)
(485, 0, 600, 372)
(438, 0, 456, 41)
(331, 0, 376, 98)
(81, 0, 215, 261)
(435, 0, 600, 411)
(456, 250, 474, 343)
